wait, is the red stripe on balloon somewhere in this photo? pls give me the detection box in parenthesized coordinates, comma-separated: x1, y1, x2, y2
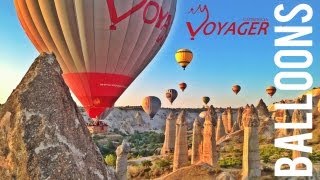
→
(63, 73, 133, 118)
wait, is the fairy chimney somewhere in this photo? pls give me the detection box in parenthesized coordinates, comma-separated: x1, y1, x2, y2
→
(173, 110, 189, 171)
(135, 112, 144, 126)
(231, 120, 240, 133)
(222, 110, 228, 134)
(242, 105, 261, 180)
(202, 106, 218, 167)
(161, 112, 176, 154)
(116, 140, 131, 180)
(292, 109, 307, 169)
(0, 53, 115, 179)
(226, 107, 233, 133)
(191, 118, 203, 164)
(238, 107, 244, 130)
(216, 115, 226, 142)
(256, 99, 270, 118)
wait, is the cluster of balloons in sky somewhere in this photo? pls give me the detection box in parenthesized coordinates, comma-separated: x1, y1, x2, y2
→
(14, 0, 277, 120)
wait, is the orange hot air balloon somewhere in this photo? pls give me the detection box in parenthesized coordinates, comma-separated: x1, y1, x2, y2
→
(202, 96, 210, 105)
(166, 89, 178, 104)
(142, 96, 161, 119)
(14, 0, 177, 118)
(179, 82, 187, 92)
(232, 85, 241, 95)
(266, 86, 277, 97)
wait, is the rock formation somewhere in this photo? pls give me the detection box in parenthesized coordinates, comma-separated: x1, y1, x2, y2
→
(173, 110, 189, 171)
(161, 112, 176, 154)
(135, 112, 144, 126)
(256, 99, 270, 117)
(191, 118, 202, 164)
(242, 105, 261, 180)
(216, 115, 226, 142)
(231, 119, 240, 133)
(291, 109, 307, 169)
(0, 53, 115, 179)
(237, 107, 244, 130)
(226, 107, 233, 133)
(222, 110, 228, 133)
(116, 140, 131, 180)
(278, 110, 291, 136)
(202, 106, 218, 167)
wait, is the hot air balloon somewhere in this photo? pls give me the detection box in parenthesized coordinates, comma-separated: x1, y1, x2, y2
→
(179, 82, 187, 92)
(142, 96, 161, 119)
(175, 49, 193, 70)
(166, 89, 178, 104)
(266, 86, 277, 97)
(202, 96, 210, 105)
(232, 85, 241, 95)
(14, 0, 177, 118)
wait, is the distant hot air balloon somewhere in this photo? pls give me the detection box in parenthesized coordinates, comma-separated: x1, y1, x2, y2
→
(166, 89, 178, 104)
(142, 96, 161, 119)
(232, 85, 241, 95)
(266, 86, 277, 97)
(175, 49, 193, 70)
(202, 96, 210, 105)
(179, 82, 187, 92)
(14, 0, 177, 118)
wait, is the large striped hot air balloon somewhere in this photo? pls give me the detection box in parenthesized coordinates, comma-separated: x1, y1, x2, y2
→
(14, 0, 177, 118)
(142, 96, 161, 119)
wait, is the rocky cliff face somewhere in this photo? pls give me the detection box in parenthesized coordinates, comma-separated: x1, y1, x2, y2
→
(0, 53, 115, 180)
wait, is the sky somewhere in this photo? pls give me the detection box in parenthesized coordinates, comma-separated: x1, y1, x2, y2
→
(0, 0, 319, 109)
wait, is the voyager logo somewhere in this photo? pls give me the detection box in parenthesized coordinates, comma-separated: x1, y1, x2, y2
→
(186, 5, 269, 40)
(106, 0, 173, 43)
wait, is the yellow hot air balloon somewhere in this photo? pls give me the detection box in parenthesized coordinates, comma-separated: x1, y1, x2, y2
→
(175, 49, 193, 70)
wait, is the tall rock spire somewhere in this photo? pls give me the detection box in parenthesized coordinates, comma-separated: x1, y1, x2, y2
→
(161, 112, 176, 154)
(242, 105, 261, 180)
(226, 107, 233, 133)
(216, 115, 226, 142)
(173, 110, 189, 171)
(237, 107, 244, 130)
(256, 99, 270, 118)
(202, 106, 218, 167)
(291, 109, 307, 169)
(191, 118, 202, 164)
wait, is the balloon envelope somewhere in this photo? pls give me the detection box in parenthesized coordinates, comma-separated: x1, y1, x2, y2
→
(266, 86, 277, 97)
(166, 89, 178, 104)
(232, 85, 241, 95)
(175, 49, 193, 70)
(179, 82, 187, 92)
(14, 0, 177, 118)
(202, 96, 210, 105)
(142, 96, 161, 119)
